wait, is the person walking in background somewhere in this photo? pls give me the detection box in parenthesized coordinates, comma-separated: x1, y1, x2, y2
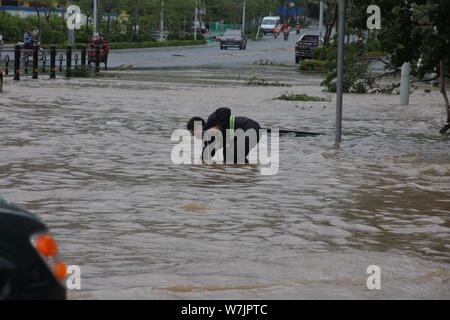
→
(281, 22, 290, 41)
(24, 30, 33, 49)
(32, 26, 40, 46)
(295, 22, 301, 35)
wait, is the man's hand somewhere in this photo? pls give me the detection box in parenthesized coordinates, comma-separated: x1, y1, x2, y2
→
(439, 123, 450, 136)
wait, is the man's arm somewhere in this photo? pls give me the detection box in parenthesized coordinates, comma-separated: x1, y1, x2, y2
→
(202, 137, 216, 162)
(201, 128, 225, 163)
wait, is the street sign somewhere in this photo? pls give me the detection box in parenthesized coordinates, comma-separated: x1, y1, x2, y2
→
(278, 5, 303, 16)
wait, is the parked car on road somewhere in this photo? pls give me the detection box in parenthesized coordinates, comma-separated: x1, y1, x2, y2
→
(220, 29, 247, 50)
(295, 34, 323, 64)
(0, 197, 67, 300)
(260, 16, 281, 36)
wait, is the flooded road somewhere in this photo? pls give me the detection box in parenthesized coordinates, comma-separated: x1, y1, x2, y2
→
(0, 66, 449, 299)
(108, 30, 300, 69)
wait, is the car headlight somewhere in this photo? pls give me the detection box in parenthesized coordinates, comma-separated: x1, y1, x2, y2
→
(31, 233, 67, 282)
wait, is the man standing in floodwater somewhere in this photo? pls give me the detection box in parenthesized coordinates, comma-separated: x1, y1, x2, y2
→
(187, 107, 261, 164)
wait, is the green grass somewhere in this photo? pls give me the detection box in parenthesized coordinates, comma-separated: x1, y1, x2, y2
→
(245, 76, 292, 87)
(276, 92, 330, 102)
(71, 65, 92, 78)
(253, 59, 292, 67)
(299, 59, 328, 72)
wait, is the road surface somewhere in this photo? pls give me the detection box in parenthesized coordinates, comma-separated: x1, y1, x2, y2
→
(106, 28, 390, 72)
(108, 30, 309, 69)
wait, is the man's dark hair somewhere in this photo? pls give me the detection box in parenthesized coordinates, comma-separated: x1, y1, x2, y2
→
(187, 117, 205, 131)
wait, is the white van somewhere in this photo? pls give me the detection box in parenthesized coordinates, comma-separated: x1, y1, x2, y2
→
(260, 16, 281, 35)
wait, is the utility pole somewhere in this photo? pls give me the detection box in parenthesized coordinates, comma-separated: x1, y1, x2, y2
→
(160, 0, 164, 41)
(93, 0, 98, 36)
(400, 62, 411, 105)
(242, 0, 246, 34)
(194, 0, 198, 41)
(400, 6, 414, 106)
(335, 0, 347, 146)
(68, 29, 75, 45)
(319, 1, 324, 39)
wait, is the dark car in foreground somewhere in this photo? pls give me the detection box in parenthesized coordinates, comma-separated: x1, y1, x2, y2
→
(0, 197, 66, 300)
(220, 29, 247, 50)
(295, 34, 323, 63)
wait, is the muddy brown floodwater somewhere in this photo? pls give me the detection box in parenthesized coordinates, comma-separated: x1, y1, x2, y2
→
(0, 66, 449, 299)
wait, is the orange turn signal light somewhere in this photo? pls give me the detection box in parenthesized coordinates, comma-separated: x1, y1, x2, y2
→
(35, 234, 58, 257)
(54, 261, 67, 280)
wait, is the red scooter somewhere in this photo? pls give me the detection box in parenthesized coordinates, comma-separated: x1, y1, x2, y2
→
(88, 37, 110, 70)
(283, 28, 290, 41)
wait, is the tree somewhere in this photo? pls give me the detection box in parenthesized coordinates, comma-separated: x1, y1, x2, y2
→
(59, 1, 68, 32)
(322, 0, 337, 45)
(345, 0, 450, 134)
(28, 0, 61, 29)
(100, 0, 126, 34)
(75, 0, 94, 34)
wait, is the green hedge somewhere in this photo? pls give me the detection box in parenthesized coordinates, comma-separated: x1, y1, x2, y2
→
(0, 12, 37, 43)
(312, 46, 333, 61)
(108, 33, 157, 43)
(166, 31, 204, 41)
(0, 12, 197, 45)
(44, 43, 87, 50)
(299, 59, 327, 72)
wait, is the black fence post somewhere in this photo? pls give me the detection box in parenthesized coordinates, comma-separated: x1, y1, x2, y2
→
(32, 45, 39, 79)
(50, 46, 56, 79)
(41, 53, 46, 74)
(14, 45, 20, 81)
(59, 54, 64, 72)
(66, 46, 72, 77)
(81, 46, 86, 67)
(4, 55, 10, 75)
(95, 45, 100, 73)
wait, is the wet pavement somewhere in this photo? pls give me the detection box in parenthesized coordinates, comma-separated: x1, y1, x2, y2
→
(0, 49, 449, 300)
(108, 30, 302, 69)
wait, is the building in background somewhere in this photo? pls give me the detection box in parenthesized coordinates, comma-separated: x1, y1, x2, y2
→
(1, 1, 20, 6)
(0, 1, 83, 25)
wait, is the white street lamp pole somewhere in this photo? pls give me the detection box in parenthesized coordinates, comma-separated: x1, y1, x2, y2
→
(194, 0, 198, 41)
(400, 62, 411, 105)
(160, 0, 164, 41)
(319, 1, 324, 39)
(335, 0, 347, 146)
(93, 0, 98, 36)
(242, 0, 246, 34)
